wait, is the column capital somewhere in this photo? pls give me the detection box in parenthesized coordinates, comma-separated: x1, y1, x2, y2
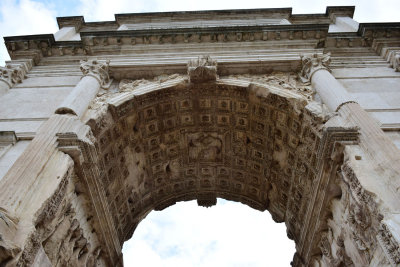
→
(80, 59, 110, 88)
(299, 53, 331, 83)
(0, 64, 26, 88)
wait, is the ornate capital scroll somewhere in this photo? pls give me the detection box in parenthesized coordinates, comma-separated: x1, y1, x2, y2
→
(299, 53, 331, 83)
(187, 55, 217, 83)
(388, 51, 400, 72)
(80, 59, 111, 88)
(0, 64, 26, 88)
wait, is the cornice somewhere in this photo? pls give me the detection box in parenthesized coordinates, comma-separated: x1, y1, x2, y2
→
(80, 24, 329, 37)
(114, 7, 293, 24)
(3, 8, 400, 64)
(4, 24, 328, 63)
(325, 6, 355, 17)
(57, 16, 85, 31)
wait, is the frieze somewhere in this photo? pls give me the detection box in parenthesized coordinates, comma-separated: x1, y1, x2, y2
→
(5, 22, 400, 60)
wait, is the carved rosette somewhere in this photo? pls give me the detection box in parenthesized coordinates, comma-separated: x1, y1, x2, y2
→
(299, 53, 331, 83)
(0, 64, 26, 87)
(187, 55, 217, 83)
(80, 59, 111, 88)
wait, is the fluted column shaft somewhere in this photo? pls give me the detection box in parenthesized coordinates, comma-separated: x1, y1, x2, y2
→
(56, 59, 110, 118)
(301, 53, 400, 185)
(310, 69, 354, 112)
(300, 53, 354, 112)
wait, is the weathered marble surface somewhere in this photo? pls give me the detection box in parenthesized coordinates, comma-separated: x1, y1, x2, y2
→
(1, 6, 400, 267)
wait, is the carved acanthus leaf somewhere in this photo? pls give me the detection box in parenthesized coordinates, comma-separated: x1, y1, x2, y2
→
(0, 64, 26, 87)
(187, 55, 218, 83)
(80, 59, 110, 88)
(299, 53, 331, 83)
(225, 73, 314, 99)
(319, 232, 333, 261)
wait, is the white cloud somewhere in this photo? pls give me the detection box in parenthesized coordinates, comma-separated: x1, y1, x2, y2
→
(0, 0, 58, 65)
(122, 199, 296, 267)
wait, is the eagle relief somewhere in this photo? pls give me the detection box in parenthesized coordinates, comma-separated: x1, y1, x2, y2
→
(187, 133, 223, 163)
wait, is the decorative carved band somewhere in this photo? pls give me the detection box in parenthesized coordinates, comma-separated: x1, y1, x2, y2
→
(341, 162, 374, 207)
(377, 222, 400, 266)
(299, 53, 331, 83)
(316, 126, 359, 168)
(56, 132, 121, 265)
(80, 59, 111, 88)
(187, 55, 217, 83)
(300, 126, 359, 264)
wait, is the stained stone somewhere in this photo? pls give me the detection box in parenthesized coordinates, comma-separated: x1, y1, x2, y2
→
(1, 6, 400, 267)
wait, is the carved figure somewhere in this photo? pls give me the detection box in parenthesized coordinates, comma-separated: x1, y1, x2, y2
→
(187, 55, 218, 83)
(188, 133, 222, 162)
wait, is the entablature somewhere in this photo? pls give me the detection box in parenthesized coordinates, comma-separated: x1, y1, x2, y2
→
(5, 6, 399, 65)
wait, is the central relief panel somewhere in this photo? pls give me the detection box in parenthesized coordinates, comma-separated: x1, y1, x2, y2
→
(187, 132, 224, 163)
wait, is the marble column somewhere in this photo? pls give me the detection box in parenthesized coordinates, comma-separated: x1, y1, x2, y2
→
(55, 59, 110, 118)
(299, 53, 355, 112)
(300, 53, 400, 185)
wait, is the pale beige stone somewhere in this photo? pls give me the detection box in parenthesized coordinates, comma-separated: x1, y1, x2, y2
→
(1, 6, 400, 267)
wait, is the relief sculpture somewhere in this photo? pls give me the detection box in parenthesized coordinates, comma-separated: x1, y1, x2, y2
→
(188, 133, 223, 163)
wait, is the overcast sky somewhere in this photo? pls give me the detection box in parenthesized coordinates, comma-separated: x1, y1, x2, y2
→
(0, 1, 399, 266)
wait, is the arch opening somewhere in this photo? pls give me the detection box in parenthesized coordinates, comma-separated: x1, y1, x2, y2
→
(122, 198, 296, 267)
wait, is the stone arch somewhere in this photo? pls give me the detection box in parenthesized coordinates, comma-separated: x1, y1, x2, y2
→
(2, 57, 399, 267)
(81, 72, 330, 262)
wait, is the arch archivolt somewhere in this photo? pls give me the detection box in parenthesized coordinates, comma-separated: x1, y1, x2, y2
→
(88, 73, 320, 235)
(74, 71, 350, 264)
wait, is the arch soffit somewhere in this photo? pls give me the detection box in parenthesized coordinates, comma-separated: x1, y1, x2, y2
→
(84, 74, 330, 245)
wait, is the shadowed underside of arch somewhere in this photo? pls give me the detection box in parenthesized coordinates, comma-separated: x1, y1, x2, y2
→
(78, 74, 332, 263)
